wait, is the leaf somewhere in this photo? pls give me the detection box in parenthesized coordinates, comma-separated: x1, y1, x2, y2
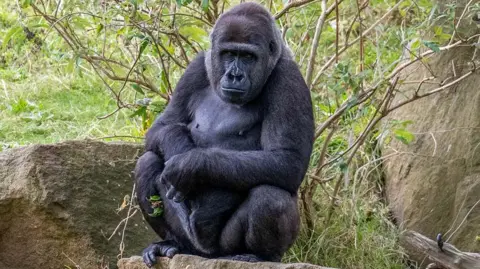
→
(129, 106, 147, 118)
(130, 83, 144, 95)
(393, 128, 415, 145)
(2, 26, 23, 51)
(339, 160, 348, 173)
(96, 24, 104, 36)
(148, 195, 161, 202)
(201, 0, 209, 12)
(176, 0, 193, 6)
(21, 0, 32, 8)
(179, 26, 208, 43)
(139, 39, 149, 55)
(160, 70, 169, 94)
(71, 17, 91, 29)
(423, 41, 440, 52)
(148, 207, 163, 217)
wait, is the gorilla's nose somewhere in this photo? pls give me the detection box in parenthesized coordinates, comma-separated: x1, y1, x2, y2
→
(227, 68, 245, 83)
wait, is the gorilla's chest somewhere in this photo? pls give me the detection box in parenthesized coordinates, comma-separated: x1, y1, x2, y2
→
(188, 92, 262, 150)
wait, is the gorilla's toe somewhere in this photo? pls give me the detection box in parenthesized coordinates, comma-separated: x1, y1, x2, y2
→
(142, 244, 158, 267)
(223, 254, 263, 262)
(142, 242, 179, 267)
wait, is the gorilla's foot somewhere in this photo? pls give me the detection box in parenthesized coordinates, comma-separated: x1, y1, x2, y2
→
(220, 254, 263, 262)
(142, 241, 179, 267)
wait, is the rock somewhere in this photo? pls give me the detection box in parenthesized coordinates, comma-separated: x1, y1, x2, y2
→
(382, 46, 480, 255)
(0, 140, 157, 269)
(118, 255, 337, 269)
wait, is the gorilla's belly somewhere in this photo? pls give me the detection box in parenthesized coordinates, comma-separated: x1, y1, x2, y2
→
(188, 90, 262, 150)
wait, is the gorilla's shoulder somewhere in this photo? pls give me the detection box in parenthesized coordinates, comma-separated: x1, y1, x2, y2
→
(188, 52, 207, 70)
(182, 52, 208, 81)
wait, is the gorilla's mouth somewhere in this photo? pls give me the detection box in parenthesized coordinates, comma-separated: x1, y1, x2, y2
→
(221, 87, 246, 94)
(221, 87, 247, 103)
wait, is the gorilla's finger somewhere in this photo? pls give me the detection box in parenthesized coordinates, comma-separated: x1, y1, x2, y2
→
(173, 192, 186, 203)
(166, 185, 177, 200)
(142, 251, 153, 268)
(165, 246, 179, 258)
(159, 174, 166, 184)
(147, 251, 157, 267)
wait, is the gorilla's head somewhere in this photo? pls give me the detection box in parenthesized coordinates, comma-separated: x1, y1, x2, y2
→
(205, 2, 284, 104)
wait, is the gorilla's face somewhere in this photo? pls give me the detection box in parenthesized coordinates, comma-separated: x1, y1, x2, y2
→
(206, 5, 283, 105)
(218, 49, 255, 102)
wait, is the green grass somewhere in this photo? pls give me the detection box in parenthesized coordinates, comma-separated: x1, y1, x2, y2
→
(0, 67, 141, 150)
(284, 194, 407, 269)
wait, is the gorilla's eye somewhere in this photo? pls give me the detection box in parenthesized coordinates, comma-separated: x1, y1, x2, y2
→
(241, 52, 256, 62)
(221, 51, 236, 58)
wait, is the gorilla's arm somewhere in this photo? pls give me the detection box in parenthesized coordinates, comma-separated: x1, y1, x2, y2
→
(181, 59, 313, 194)
(145, 54, 208, 161)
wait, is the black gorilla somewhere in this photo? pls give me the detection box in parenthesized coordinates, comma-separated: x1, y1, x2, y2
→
(134, 2, 314, 267)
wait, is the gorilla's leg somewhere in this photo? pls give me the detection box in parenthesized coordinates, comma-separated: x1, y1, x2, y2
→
(134, 151, 168, 238)
(135, 152, 190, 266)
(219, 185, 299, 262)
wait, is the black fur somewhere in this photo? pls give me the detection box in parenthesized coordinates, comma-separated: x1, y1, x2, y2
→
(134, 2, 314, 267)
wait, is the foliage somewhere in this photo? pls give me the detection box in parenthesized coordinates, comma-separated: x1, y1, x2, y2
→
(2, 0, 479, 267)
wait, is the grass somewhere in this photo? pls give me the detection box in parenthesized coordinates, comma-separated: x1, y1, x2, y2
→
(283, 192, 407, 268)
(0, 67, 141, 150)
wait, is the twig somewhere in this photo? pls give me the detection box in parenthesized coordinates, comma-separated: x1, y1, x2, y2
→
(448, 0, 474, 45)
(311, 0, 405, 86)
(274, 0, 315, 19)
(305, 0, 328, 87)
(445, 198, 480, 242)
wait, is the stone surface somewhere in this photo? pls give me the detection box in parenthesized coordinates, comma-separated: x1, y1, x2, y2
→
(0, 140, 156, 269)
(118, 255, 337, 269)
(383, 46, 480, 253)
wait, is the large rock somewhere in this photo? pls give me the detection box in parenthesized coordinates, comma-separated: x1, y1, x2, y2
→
(383, 46, 480, 253)
(0, 140, 157, 269)
(118, 255, 337, 269)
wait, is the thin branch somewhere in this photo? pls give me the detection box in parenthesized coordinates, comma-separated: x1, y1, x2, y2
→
(274, 0, 315, 19)
(305, 0, 328, 87)
(311, 0, 405, 86)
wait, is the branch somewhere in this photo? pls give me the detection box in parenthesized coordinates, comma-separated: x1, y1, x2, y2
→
(401, 230, 480, 269)
(305, 0, 328, 86)
(311, 0, 405, 86)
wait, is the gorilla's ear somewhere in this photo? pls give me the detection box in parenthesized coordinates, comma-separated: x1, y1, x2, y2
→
(269, 41, 276, 54)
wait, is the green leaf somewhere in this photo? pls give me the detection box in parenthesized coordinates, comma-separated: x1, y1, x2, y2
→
(201, 0, 209, 12)
(21, 0, 32, 8)
(148, 207, 163, 217)
(393, 128, 415, 145)
(176, 0, 193, 6)
(139, 39, 149, 55)
(423, 41, 440, 52)
(179, 26, 208, 43)
(129, 106, 147, 118)
(339, 161, 348, 173)
(2, 26, 23, 51)
(130, 83, 144, 95)
(96, 24, 104, 36)
(71, 17, 91, 29)
(148, 195, 161, 202)
(160, 70, 169, 94)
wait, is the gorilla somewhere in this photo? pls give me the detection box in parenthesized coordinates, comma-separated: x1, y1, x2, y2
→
(134, 2, 314, 267)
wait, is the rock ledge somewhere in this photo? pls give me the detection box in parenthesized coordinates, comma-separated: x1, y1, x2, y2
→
(118, 255, 337, 269)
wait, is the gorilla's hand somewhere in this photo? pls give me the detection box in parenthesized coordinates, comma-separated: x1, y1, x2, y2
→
(159, 151, 201, 202)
